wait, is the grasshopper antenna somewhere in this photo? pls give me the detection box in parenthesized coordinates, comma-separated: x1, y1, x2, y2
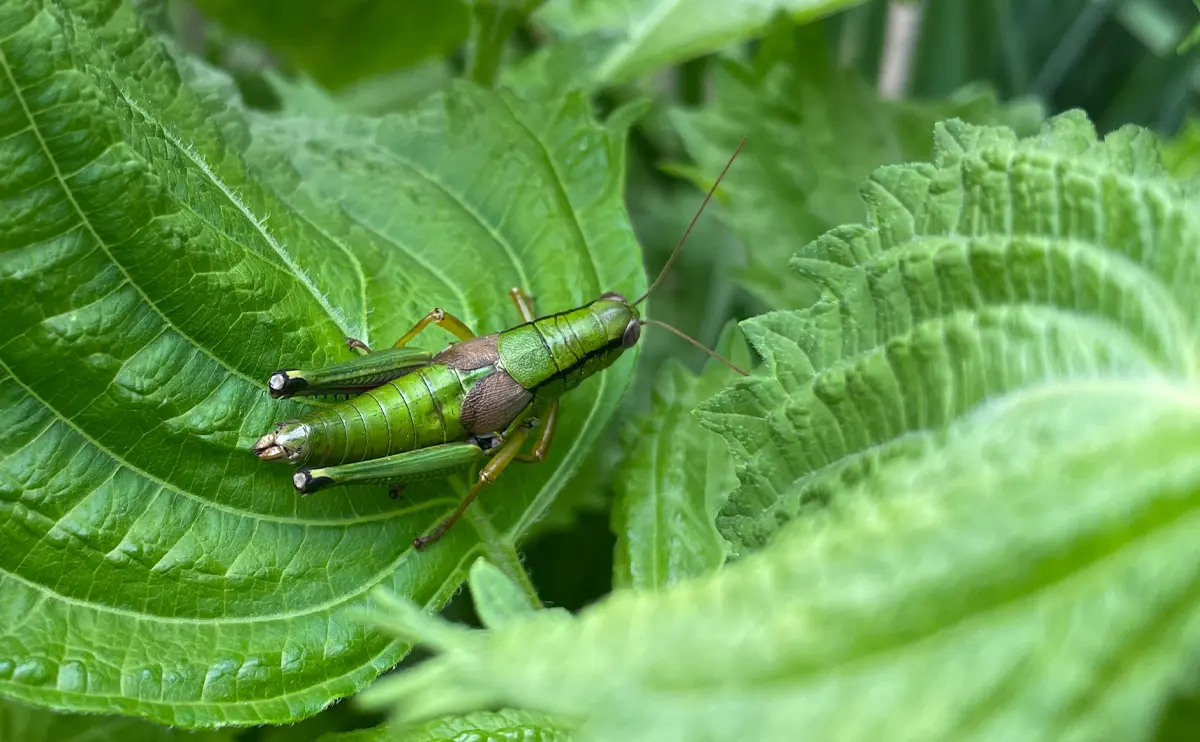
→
(641, 319, 748, 376)
(631, 137, 746, 307)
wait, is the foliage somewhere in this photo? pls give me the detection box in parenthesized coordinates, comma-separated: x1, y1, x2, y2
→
(314, 708, 571, 742)
(0, 698, 231, 742)
(702, 111, 1197, 550)
(362, 379, 1200, 742)
(611, 323, 748, 590)
(532, 0, 867, 85)
(672, 21, 1045, 309)
(3, 0, 1200, 740)
(0, 0, 638, 727)
(352, 110, 1200, 742)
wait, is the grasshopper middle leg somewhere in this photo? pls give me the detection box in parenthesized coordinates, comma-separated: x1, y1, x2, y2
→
(506, 287, 559, 463)
(516, 400, 558, 463)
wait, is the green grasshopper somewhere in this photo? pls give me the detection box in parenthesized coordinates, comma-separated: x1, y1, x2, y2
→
(252, 140, 747, 550)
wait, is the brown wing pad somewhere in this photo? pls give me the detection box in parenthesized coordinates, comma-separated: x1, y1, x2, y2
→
(433, 333, 501, 370)
(460, 370, 533, 434)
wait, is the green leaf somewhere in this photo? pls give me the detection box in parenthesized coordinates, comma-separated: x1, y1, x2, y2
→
(357, 380, 1200, 741)
(316, 709, 573, 742)
(532, 0, 869, 85)
(191, 1, 471, 90)
(468, 558, 537, 629)
(1178, 1, 1200, 53)
(699, 109, 1199, 550)
(1155, 687, 1200, 740)
(1161, 116, 1200, 180)
(0, 0, 642, 726)
(672, 21, 1044, 310)
(265, 62, 453, 119)
(0, 698, 232, 742)
(611, 324, 747, 590)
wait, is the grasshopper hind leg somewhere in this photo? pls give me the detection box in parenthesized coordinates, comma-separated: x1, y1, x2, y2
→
(413, 424, 533, 551)
(267, 346, 434, 399)
(292, 442, 486, 496)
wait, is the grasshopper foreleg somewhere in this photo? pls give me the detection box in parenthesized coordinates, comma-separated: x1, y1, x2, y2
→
(508, 286, 537, 323)
(394, 308, 477, 348)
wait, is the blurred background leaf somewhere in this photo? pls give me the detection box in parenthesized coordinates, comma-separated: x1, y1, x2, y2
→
(532, 0, 868, 85)
(0, 698, 232, 742)
(188, 0, 470, 90)
(314, 709, 572, 742)
(672, 20, 1044, 310)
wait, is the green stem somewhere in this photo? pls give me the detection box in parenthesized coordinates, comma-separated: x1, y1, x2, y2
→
(678, 57, 707, 105)
(466, 7, 516, 88)
(836, 1, 870, 69)
(992, 0, 1029, 94)
(1033, 0, 1117, 98)
(463, 497, 544, 610)
(877, 0, 926, 99)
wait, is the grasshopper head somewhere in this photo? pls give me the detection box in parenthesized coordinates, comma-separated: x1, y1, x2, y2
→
(596, 291, 642, 349)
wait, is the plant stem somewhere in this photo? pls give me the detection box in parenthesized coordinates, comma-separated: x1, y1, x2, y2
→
(464, 498, 543, 610)
(678, 58, 708, 106)
(1033, 0, 1116, 98)
(992, 0, 1029, 94)
(878, 0, 926, 100)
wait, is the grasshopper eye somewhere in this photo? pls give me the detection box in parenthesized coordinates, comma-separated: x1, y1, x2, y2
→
(621, 320, 641, 348)
(600, 291, 627, 303)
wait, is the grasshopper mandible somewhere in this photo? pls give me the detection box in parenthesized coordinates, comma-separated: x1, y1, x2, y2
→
(252, 140, 748, 550)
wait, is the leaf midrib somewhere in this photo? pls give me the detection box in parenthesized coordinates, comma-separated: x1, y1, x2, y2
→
(0, 351, 413, 526)
(0, 497, 442, 624)
(119, 89, 356, 343)
(0, 45, 286, 398)
(0, 357, 483, 626)
(494, 94, 619, 539)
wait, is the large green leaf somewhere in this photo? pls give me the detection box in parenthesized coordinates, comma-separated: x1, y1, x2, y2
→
(698, 110, 1199, 551)
(0, 0, 642, 727)
(611, 325, 747, 590)
(0, 698, 232, 742)
(358, 380, 1200, 741)
(532, 0, 868, 85)
(672, 22, 1044, 310)
(1162, 116, 1200, 180)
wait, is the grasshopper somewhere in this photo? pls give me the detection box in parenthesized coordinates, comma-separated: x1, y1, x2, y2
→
(252, 140, 747, 550)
